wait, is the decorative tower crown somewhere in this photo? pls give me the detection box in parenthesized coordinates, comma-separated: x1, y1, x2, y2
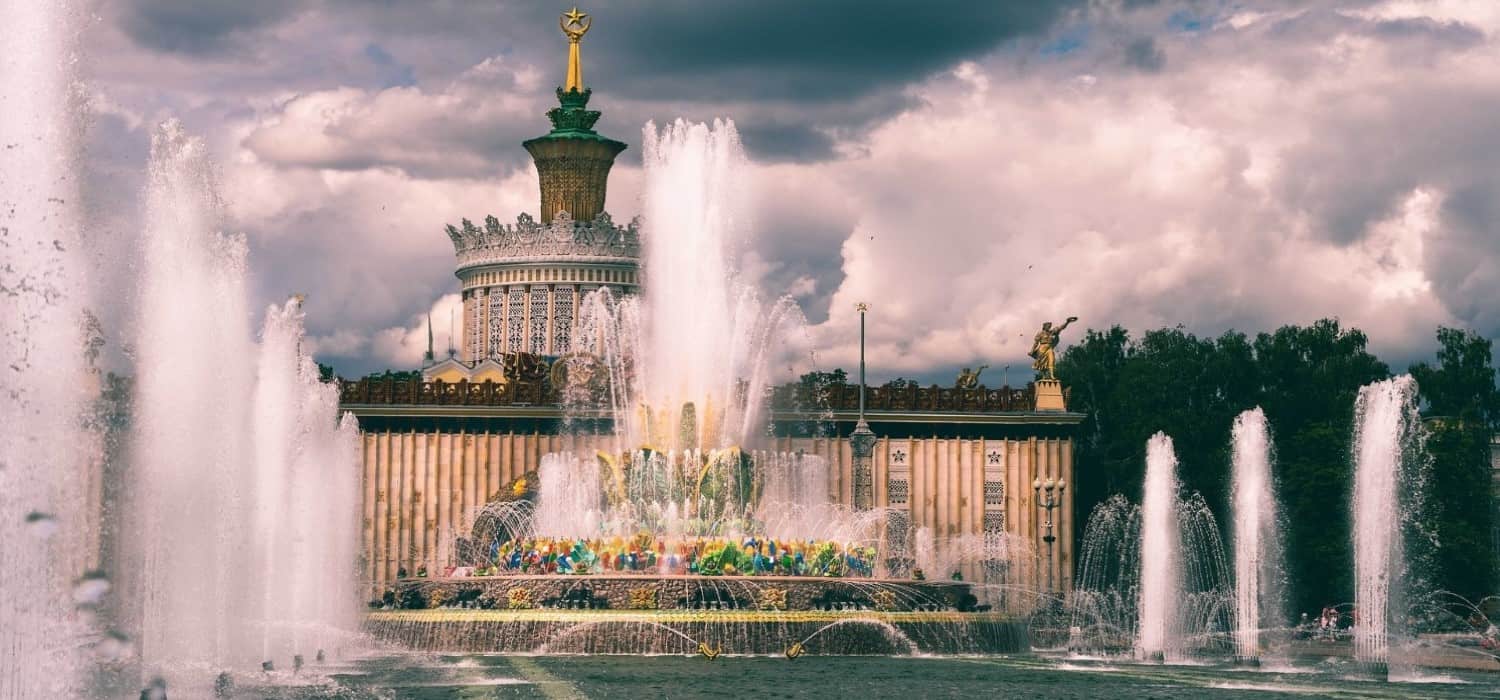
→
(522, 7, 627, 224)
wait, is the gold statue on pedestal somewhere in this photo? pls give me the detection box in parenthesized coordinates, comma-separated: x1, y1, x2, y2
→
(560, 7, 592, 91)
(1028, 317, 1078, 381)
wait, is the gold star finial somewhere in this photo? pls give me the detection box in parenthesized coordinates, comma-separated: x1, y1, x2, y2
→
(559, 7, 593, 91)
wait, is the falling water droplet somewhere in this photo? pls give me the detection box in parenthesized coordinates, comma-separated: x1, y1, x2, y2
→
(25, 510, 57, 538)
(72, 570, 110, 606)
(141, 676, 167, 700)
(95, 630, 134, 662)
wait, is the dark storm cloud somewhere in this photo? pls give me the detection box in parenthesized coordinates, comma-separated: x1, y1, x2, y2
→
(116, 0, 307, 54)
(313, 1, 1083, 162)
(735, 124, 837, 163)
(578, 1, 1082, 102)
(1123, 36, 1165, 71)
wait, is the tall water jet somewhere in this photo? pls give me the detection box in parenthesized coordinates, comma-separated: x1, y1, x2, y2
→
(634, 119, 748, 449)
(1137, 432, 1180, 661)
(126, 121, 360, 683)
(577, 118, 808, 452)
(1350, 375, 1421, 675)
(0, 1, 95, 696)
(129, 121, 256, 672)
(1230, 407, 1283, 664)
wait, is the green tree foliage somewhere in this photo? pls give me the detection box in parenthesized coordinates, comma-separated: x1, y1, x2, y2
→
(1253, 320, 1389, 615)
(884, 377, 921, 390)
(797, 368, 848, 394)
(362, 369, 422, 382)
(1409, 327, 1499, 601)
(1058, 319, 1391, 616)
(1058, 326, 1260, 539)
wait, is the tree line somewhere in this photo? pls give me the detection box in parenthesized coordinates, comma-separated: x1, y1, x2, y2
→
(1056, 319, 1498, 613)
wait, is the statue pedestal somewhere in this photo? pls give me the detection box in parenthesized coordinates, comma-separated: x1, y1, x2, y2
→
(1034, 379, 1066, 412)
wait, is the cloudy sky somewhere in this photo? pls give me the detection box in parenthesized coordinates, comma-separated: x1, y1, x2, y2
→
(80, 0, 1500, 382)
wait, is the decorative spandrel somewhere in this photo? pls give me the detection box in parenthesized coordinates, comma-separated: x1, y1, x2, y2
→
(487, 292, 505, 358)
(528, 285, 550, 355)
(506, 287, 526, 354)
(552, 285, 575, 354)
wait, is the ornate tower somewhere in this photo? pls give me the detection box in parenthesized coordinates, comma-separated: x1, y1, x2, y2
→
(439, 8, 639, 369)
(523, 8, 626, 224)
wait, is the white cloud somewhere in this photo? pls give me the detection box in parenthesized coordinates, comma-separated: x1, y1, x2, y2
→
(366, 293, 462, 368)
(242, 56, 545, 178)
(747, 6, 1496, 376)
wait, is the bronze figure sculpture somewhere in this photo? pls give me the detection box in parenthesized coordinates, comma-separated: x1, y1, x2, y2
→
(956, 365, 989, 389)
(1028, 317, 1078, 380)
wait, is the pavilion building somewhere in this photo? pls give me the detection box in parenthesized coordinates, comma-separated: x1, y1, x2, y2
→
(342, 15, 1083, 603)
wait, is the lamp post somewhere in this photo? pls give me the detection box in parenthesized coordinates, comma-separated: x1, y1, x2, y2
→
(1033, 477, 1066, 600)
(850, 303, 875, 510)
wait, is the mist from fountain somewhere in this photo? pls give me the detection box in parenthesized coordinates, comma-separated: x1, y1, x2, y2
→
(0, 1, 95, 695)
(124, 122, 361, 681)
(1230, 407, 1285, 663)
(1071, 495, 1142, 653)
(1350, 375, 1422, 671)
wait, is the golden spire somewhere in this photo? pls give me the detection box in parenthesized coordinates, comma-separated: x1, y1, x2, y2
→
(560, 7, 592, 92)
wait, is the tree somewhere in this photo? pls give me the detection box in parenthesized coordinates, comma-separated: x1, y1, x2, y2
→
(1409, 327, 1499, 602)
(1254, 320, 1389, 615)
(1059, 325, 1260, 558)
(362, 369, 422, 382)
(1060, 319, 1391, 617)
(1056, 326, 1132, 529)
(797, 368, 848, 392)
(884, 377, 921, 390)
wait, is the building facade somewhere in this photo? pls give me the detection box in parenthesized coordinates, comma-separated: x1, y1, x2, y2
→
(341, 379, 1083, 600)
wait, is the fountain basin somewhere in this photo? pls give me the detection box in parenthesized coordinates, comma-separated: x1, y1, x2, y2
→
(365, 608, 1027, 655)
(381, 575, 995, 613)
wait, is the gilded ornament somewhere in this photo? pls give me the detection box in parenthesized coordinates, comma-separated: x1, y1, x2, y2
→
(628, 586, 659, 610)
(756, 587, 788, 611)
(506, 587, 534, 610)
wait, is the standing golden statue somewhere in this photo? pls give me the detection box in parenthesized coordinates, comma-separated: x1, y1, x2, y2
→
(1028, 317, 1078, 380)
(560, 7, 592, 91)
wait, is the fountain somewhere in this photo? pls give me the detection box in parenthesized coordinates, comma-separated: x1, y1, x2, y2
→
(0, 1, 95, 696)
(1350, 375, 1423, 677)
(1071, 434, 1231, 661)
(1230, 407, 1284, 665)
(1137, 432, 1181, 661)
(363, 119, 1032, 655)
(121, 122, 362, 684)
